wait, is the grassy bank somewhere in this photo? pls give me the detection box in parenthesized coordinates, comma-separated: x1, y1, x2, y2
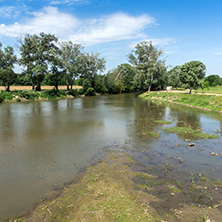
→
(139, 92, 222, 113)
(0, 88, 84, 103)
(9, 151, 222, 222)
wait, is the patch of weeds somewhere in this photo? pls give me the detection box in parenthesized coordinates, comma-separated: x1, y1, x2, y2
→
(154, 120, 172, 124)
(164, 127, 217, 139)
(147, 131, 160, 138)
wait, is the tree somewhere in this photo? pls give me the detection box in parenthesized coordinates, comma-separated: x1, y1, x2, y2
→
(179, 61, 206, 94)
(80, 52, 106, 88)
(60, 41, 83, 90)
(205, 74, 222, 86)
(113, 63, 136, 93)
(167, 66, 181, 89)
(0, 43, 17, 91)
(128, 41, 166, 91)
(19, 33, 58, 91)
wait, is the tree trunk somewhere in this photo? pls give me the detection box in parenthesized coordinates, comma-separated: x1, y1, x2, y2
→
(36, 81, 41, 91)
(6, 84, 10, 92)
(189, 89, 192, 94)
(55, 84, 58, 90)
(32, 82, 35, 90)
(148, 85, 152, 92)
(70, 85, 73, 90)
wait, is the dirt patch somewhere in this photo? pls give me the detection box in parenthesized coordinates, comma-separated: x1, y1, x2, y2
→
(0, 86, 82, 91)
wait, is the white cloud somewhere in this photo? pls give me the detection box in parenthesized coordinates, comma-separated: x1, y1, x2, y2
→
(50, 0, 89, 6)
(0, 6, 21, 18)
(0, 7, 155, 46)
(0, 7, 79, 39)
(129, 38, 176, 49)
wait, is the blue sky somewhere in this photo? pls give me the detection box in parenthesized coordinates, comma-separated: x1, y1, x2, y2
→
(0, 0, 222, 75)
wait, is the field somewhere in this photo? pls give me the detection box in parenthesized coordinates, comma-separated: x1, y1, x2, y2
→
(0, 85, 82, 91)
(194, 86, 222, 94)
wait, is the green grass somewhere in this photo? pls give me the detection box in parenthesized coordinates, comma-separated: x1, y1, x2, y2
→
(164, 127, 217, 139)
(154, 120, 172, 124)
(194, 86, 222, 94)
(139, 92, 222, 112)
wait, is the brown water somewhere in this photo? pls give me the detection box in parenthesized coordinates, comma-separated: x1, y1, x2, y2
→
(0, 94, 222, 221)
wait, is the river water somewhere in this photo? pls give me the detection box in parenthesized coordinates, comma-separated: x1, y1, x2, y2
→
(0, 93, 222, 221)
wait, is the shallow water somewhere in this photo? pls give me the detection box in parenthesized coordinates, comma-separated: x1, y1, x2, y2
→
(0, 93, 222, 221)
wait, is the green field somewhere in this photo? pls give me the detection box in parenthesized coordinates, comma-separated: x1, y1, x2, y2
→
(194, 86, 222, 94)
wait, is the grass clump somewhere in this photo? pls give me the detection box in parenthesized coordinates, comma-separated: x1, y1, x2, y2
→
(164, 127, 217, 139)
(154, 120, 172, 124)
(147, 131, 160, 138)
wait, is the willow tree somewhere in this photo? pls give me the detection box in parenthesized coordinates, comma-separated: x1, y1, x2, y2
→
(128, 41, 166, 91)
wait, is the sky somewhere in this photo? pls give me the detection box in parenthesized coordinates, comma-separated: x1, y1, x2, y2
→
(0, 0, 222, 75)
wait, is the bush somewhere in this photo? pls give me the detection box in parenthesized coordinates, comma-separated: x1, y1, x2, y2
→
(41, 89, 66, 99)
(0, 91, 13, 100)
(85, 87, 95, 96)
(68, 89, 79, 97)
(0, 94, 4, 103)
(18, 90, 39, 100)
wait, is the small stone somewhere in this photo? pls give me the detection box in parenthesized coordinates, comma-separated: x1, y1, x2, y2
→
(211, 152, 215, 156)
(189, 143, 195, 147)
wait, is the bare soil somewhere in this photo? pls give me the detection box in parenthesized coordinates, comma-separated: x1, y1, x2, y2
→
(0, 86, 82, 91)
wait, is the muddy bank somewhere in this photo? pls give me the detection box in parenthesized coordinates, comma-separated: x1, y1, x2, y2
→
(9, 151, 222, 222)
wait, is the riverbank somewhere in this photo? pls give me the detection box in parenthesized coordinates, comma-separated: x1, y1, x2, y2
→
(0, 88, 84, 103)
(139, 92, 222, 113)
(9, 151, 222, 222)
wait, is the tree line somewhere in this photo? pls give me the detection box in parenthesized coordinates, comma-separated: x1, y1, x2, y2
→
(0, 32, 218, 95)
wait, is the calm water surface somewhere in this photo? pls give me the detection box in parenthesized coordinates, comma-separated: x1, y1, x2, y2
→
(0, 94, 222, 221)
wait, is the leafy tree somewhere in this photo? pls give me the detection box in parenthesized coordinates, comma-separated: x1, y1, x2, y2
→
(80, 52, 106, 88)
(0, 43, 17, 91)
(113, 63, 136, 93)
(128, 41, 166, 91)
(179, 61, 206, 94)
(204, 74, 222, 86)
(60, 41, 83, 90)
(167, 65, 181, 89)
(19, 33, 58, 91)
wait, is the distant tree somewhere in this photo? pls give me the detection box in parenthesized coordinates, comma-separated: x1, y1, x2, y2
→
(205, 74, 222, 86)
(19, 33, 58, 91)
(60, 41, 83, 90)
(179, 61, 206, 94)
(0, 43, 17, 91)
(128, 41, 166, 91)
(167, 65, 181, 89)
(80, 52, 106, 88)
(113, 63, 136, 93)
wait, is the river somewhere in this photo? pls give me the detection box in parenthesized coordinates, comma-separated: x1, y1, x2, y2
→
(0, 93, 222, 221)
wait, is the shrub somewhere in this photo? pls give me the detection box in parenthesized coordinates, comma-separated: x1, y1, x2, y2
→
(0, 94, 4, 103)
(68, 89, 79, 97)
(18, 90, 39, 100)
(0, 91, 13, 100)
(85, 87, 95, 96)
(41, 89, 66, 99)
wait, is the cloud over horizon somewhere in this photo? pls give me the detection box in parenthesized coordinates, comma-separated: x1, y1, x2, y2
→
(0, 6, 155, 46)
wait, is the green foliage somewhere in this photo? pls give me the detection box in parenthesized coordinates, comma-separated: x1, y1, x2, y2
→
(167, 66, 181, 89)
(0, 43, 17, 91)
(42, 89, 66, 99)
(0, 91, 13, 100)
(179, 61, 206, 93)
(68, 89, 84, 97)
(128, 41, 166, 91)
(0, 93, 4, 103)
(19, 32, 58, 91)
(16, 90, 39, 100)
(82, 79, 91, 92)
(205, 74, 222, 87)
(85, 87, 95, 96)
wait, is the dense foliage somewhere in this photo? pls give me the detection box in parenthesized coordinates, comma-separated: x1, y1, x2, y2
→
(0, 33, 220, 101)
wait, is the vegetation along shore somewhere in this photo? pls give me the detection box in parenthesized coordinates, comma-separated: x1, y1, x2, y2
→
(139, 91, 222, 113)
